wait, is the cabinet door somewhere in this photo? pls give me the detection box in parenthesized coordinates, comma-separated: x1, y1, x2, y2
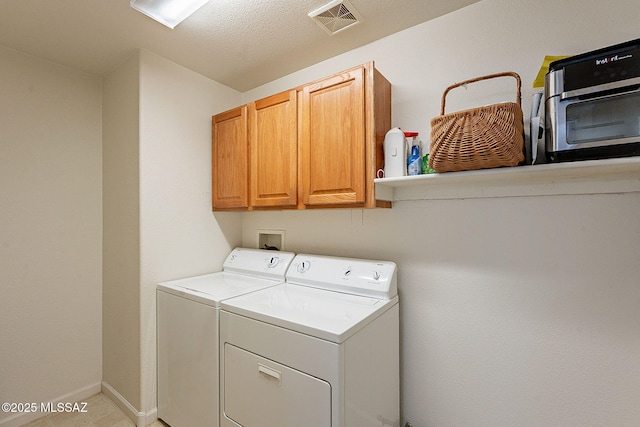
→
(250, 90, 297, 208)
(301, 66, 366, 206)
(212, 106, 248, 210)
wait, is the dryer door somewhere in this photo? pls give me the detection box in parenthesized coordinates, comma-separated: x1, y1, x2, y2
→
(224, 344, 331, 426)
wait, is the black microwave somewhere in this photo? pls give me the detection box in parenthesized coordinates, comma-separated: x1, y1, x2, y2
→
(545, 38, 640, 162)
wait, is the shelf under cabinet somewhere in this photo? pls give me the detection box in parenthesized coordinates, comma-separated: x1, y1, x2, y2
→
(374, 157, 640, 201)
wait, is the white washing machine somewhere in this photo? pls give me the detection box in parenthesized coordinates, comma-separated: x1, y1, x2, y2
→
(219, 253, 400, 427)
(156, 247, 295, 427)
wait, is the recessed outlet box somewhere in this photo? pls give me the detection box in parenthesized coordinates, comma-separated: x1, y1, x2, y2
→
(257, 230, 285, 251)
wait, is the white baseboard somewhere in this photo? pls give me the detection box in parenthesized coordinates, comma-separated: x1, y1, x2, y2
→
(0, 382, 101, 427)
(101, 381, 157, 427)
(144, 406, 158, 426)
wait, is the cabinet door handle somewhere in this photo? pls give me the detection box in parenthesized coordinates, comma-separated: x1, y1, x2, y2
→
(258, 363, 282, 385)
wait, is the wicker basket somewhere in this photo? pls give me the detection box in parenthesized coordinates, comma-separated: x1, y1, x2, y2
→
(428, 72, 525, 173)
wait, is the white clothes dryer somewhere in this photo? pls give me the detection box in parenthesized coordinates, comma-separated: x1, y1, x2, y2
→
(219, 253, 400, 427)
(156, 248, 295, 427)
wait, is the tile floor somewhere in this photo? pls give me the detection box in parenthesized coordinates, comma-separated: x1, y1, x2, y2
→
(22, 393, 165, 427)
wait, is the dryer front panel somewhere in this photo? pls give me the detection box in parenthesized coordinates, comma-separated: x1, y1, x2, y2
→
(224, 343, 331, 427)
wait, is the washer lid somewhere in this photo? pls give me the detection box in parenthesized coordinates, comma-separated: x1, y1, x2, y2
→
(220, 283, 398, 343)
(157, 272, 282, 307)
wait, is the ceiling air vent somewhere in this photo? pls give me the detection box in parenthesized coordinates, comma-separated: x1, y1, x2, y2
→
(308, 0, 363, 35)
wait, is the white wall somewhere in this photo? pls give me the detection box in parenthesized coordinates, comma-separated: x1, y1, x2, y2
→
(137, 50, 243, 418)
(94, 48, 246, 425)
(241, 0, 640, 425)
(102, 50, 243, 424)
(102, 52, 143, 412)
(0, 46, 103, 425)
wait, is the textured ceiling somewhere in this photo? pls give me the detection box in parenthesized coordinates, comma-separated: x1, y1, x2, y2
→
(0, 0, 480, 92)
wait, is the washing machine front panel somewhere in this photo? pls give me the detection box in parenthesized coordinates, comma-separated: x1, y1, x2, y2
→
(157, 290, 218, 427)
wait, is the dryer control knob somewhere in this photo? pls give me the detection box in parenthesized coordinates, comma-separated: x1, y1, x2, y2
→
(297, 261, 311, 273)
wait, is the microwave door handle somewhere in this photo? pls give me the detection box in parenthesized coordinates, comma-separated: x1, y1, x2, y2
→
(560, 76, 640, 101)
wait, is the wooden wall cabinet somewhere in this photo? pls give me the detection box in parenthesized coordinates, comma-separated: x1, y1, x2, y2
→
(250, 90, 298, 208)
(212, 90, 297, 211)
(212, 106, 249, 210)
(299, 62, 390, 209)
(212, 61, 391, 211)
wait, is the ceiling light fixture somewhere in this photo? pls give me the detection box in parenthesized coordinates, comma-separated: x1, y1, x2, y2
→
(130, 0, 210, 29)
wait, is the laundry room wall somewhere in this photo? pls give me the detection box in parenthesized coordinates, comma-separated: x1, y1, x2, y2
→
(0, 45, 102, 426)
(103, 52, 143, 414)
(137, 50, 243, 419)
(241, 0, 640, 426)
(103, 49, 244, 423)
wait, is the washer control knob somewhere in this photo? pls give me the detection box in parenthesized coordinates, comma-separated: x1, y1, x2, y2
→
(267, 257, 280, 268)
(373, 271, 381, 280)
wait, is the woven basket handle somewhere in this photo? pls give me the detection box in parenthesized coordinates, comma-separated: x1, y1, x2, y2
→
(440, 71, 522, 115)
